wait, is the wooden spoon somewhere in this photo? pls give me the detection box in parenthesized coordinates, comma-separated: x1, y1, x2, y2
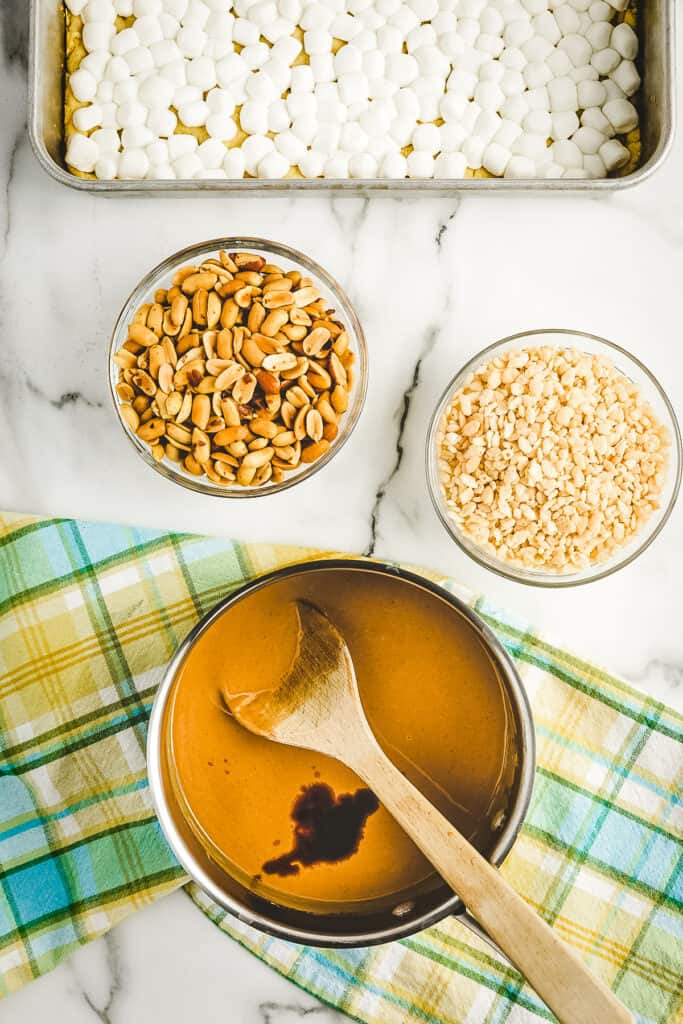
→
(225, 601, 633, 1024)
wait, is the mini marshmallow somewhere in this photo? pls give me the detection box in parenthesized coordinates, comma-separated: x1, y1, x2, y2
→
(150, 38, 181, 66)
(521, 36, 553, 63)
(206, 112, 237, 139)
(562, 167, 590, 178)
(205, 10, 234, 38)
(407, 0, 438, 20)
(406, 24, 435, 52)
(240, 44, 269, 70)
(512, 132, 548, 161)
(185, 55, 217, 90)
(304, 29, 333, 54)
(591, 47, 620, 75)
(291, 114, 318, 144)
(113, 0, 133, 11)
(603, 78, 626, 102)
(331, 12, 361, 41)
(240, 133, 274, 174)
(231, 17, 259, 45)
(321, 153, 349, 177)
(92, 126, 119, 152)
(501, 94, 529, 123)
(73, 104, 104, 132)
(554, 3, 580, 35)
(81, 49, 110, 80)
(504, 155, 536, 177)
(434, 151, 468, 177)
(551, 111, 579, 140)
(533, 12, 561, 45)
(558, 33, 592, 68)
(500, 69, 525, 96)
(599, 137, 630, 171)
(458, 18, 480, 46)
(66, 0, 88, 13)
(611, 60, 640, 98)
(147, 160, 176, 177)
(482, 141, 511, 175)
(523, 108, 551, 136)
(117, 100, 148, 126)
(118, 147, 150, 177)
(523, 61, 552, 89)
(176, 24, 206, 57)
(69, 68, 98, 102)
(603, 97, 638, 134)
(159, 58, 187, 86)
(172, 151, 202, 177)
(311, 122, 342, 154)
(546, 48, 572, 78)
(585, 20, 611, 51)
(296, 150, 324, 178)
(246, 70, 280, 103)
(475, 80, 505, 111)
(206, 86, 234, 114)
(167, 133, 198, 159)
(310, 54, 335, 83)
(589, 0, 610, 18)
(406, 150, 434, 177)
(138, 74, 175, 107)
(121, 124, 155, 147)
(173, 84, 202, 106)
(413, 45, 450, 79)
(479, 60, 506, 85)
(521, 0, 547, 13)
(100, 103, 119, 128)
(386, 53, 419, 88)
(540, 161, 564, 177)
(447, 68, 477, 97)
(291, 64, 316, 94)
(526, 86, 550, 111)
(551, 138, 583, 168)
(479, 6, 503, 35)
(340, 121, 370, 153)
(261, 17, 296, 43)
(376, 151, 406, 177)
(570, 64, 598, 83)
(577, 78, 606, 108)
(105, 55, 130, 82)
(178, 99, 209, 126)
(146, 138, 168, 164)
(581, 106, 613, 135)
(182, 0, 210, 26)
(272, 35, 302, 64)
(133, 0, 161, 14)
(548, 76, 578, 112)
(159, 12, 181, 38)
(439, 122, 467, 151)
(348, 152, 378, 177)
(395, 87, 420, 119)
(194, 137, 227, 169)
(287, 92, 317, 119)
(274, 129, 307, 163)
(83, 21, 115, 51)
(503, 19, 533, 48)
(500, 47, 527, 72)
(240, 101, 270, 135)
(411, 122, 441, 153)
(462, 134, 485, 168)
(134, 15, 164, 44)
(572, 124, 606, 153)
(221, 147, 245, 177)
(611, 22, 638, 61)
(439, 32, 465, 60)
(476, 33, 504, 58)
(267, 99, 290, 133)
(95, 155, 119, 178)
(583, 152, 607, 178)
(124, 46, 155, 75)
(494, 118, 522, 148)
(474, 109, 501, 143)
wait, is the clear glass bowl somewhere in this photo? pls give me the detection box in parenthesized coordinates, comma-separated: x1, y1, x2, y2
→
(426, 329, 682, 588)
(108, 237, 367, 497)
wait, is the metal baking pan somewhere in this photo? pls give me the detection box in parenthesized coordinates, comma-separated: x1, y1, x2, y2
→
(29, 0, 675, 194)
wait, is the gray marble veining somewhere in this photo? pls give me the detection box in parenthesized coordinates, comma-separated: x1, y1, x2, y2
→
(1, 1, 682, 1019)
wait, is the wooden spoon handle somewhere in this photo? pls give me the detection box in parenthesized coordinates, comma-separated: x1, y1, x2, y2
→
(355, 747, 633, 1024)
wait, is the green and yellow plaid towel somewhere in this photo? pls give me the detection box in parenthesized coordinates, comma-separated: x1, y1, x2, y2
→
(0, 511, 681, 1022)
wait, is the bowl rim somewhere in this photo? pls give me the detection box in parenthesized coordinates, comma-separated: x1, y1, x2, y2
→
(426, 327, 683, 589)
(108, 236, 368, 498)
(146, 557, 537, 948)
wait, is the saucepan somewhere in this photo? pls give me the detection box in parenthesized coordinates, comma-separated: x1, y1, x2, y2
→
(147, 559, 536, 950)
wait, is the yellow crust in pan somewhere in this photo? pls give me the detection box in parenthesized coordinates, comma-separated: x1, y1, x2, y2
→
(64, 4, 640, 182)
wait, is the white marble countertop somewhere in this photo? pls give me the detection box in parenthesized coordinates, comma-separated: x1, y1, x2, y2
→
(1, 2, 682, 1020)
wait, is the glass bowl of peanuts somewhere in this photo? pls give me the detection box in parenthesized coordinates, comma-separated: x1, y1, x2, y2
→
(109, 238, 367, 497)
(427, 329, 682, 587)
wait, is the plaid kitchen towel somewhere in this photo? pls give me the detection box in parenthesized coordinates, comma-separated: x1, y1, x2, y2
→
(0, 511, 681, 1023)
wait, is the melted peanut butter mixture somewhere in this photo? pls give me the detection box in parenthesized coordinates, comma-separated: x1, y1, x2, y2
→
(168, 568, 518, 911)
